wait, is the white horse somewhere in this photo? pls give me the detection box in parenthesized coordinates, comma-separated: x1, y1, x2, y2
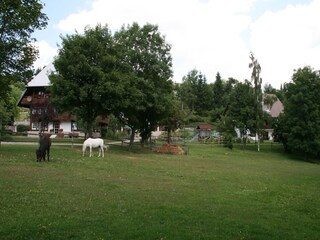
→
(82, 138, 105, 157)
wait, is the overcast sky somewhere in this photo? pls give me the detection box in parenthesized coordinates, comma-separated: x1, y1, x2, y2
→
(33, 0, 320, 89)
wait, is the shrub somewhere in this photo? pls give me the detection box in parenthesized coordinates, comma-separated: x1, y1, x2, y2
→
(17, 124, 29, 133)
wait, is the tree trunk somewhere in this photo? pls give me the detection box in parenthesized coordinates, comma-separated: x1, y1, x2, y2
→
(86, 121, 93, 138)
(128, 127, 136, 151)
(0, 118, 2, 148)
(167, 129, 172, 144)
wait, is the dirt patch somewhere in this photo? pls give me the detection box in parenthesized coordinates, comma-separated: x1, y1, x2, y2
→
(156, 144, 185, 155)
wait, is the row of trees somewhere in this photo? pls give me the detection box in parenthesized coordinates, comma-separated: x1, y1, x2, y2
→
(50, 21, 274, 151)
(177, 65, 320, 160)
(50, 23, 174, 148)
(2, 1, 319, 159)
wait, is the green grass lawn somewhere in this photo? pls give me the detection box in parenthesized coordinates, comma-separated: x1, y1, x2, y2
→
(0, 143, 319, 239)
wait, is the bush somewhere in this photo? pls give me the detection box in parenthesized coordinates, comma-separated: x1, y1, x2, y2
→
(223, 134, 233, 150)
(17, 124, 29, 133)
(0, 132, 13, 141)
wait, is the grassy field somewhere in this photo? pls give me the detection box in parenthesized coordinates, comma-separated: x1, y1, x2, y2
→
(0, 142, 319, 239)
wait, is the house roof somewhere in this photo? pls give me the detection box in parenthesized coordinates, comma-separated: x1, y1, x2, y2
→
(197, 124, 213, 130)
(27, 63, 55, 87)
(263, 94, 284, 118)
(17, 63, 55, 107)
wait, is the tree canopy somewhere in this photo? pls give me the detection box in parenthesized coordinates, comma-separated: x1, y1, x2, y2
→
(114, 23, 173, 146)
(276, 66, 320, 159)
(0, 0, 48, 81)
(50, 25, 119, 136)
(177, 69, 211, 114)
(50, 23, 174, 146)
(0, 0, 48, 138)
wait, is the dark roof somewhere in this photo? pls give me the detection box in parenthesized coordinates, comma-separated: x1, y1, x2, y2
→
(197, 124, 213, 130)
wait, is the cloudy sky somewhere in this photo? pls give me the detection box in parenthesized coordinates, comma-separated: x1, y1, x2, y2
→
(33, 0, 320, 89)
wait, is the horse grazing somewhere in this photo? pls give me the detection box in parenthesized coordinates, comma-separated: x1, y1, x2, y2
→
(36, 134, 52, 162)
(82, 138, 105, 157)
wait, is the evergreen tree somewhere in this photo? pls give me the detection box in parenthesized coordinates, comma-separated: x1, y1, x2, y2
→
(212, 72, 224, 109)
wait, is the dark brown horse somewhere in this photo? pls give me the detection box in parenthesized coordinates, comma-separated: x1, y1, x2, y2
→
(36, 135, 52, 161)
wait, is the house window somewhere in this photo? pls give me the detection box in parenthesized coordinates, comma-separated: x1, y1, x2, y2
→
(31, 122, 48, 131)
(53, 122, 60, 134)
(71, 121, 78, 131)
(37, 91, 45, 98)
(31, 122, 40, 130)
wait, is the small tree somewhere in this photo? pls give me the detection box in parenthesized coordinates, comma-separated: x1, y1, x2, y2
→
(227, 80, 256, 147)
(30, 100, 57, 134)
(249, 52, 263, 151)
(160, 98, 185, 144)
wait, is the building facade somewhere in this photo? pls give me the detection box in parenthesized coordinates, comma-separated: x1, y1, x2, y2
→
(17, 64, 80, 137)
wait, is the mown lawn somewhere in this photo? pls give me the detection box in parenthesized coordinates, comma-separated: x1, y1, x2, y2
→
(0, 143, 319, 239)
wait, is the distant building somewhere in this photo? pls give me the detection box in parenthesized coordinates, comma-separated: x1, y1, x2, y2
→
(196, 124, 213, 141)
(262, 94, 284, 140)
(17, 64, 77, 137)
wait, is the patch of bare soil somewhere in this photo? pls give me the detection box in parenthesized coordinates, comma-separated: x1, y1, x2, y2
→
(156, 144, 185, 155)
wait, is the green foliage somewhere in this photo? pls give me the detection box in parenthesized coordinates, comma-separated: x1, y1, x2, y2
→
(0, 144, 319, 239)
(160, 98, 186, 143)
(211, 72, 224, 110)
(177, 69, 211, 115)
(224, 133, 234, 149)
(51, 23, 173, 145)
(0, 83, 25, 127)
(0, 0, 47, 140)
(227, 80, 256, 133)
(264, 83, 285, 102)
(249, 52, 263, 151)
(17, 124, 29, 133)
(210, 77, 238, 122)
(0, 0, 48, 82)
(50, 24, 118, 136)
(277, 66, 320, 159)
(113, 23, 174, 145)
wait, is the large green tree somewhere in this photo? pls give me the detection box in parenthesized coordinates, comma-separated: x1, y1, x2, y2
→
(50, 23, 173, 146)
(50, 25, 118, 137)
(277, 66, 320, 159)
(216, 80, 255, 148)
(0, 0, 48, 139)
(114, 23, 173, 147)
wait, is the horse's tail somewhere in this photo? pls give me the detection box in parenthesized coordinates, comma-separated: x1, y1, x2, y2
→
(82, 141, 87, 156)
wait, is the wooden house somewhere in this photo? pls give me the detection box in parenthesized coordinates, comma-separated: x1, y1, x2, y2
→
(17, 64, 80, 137)
(196, 124, 213, 140)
